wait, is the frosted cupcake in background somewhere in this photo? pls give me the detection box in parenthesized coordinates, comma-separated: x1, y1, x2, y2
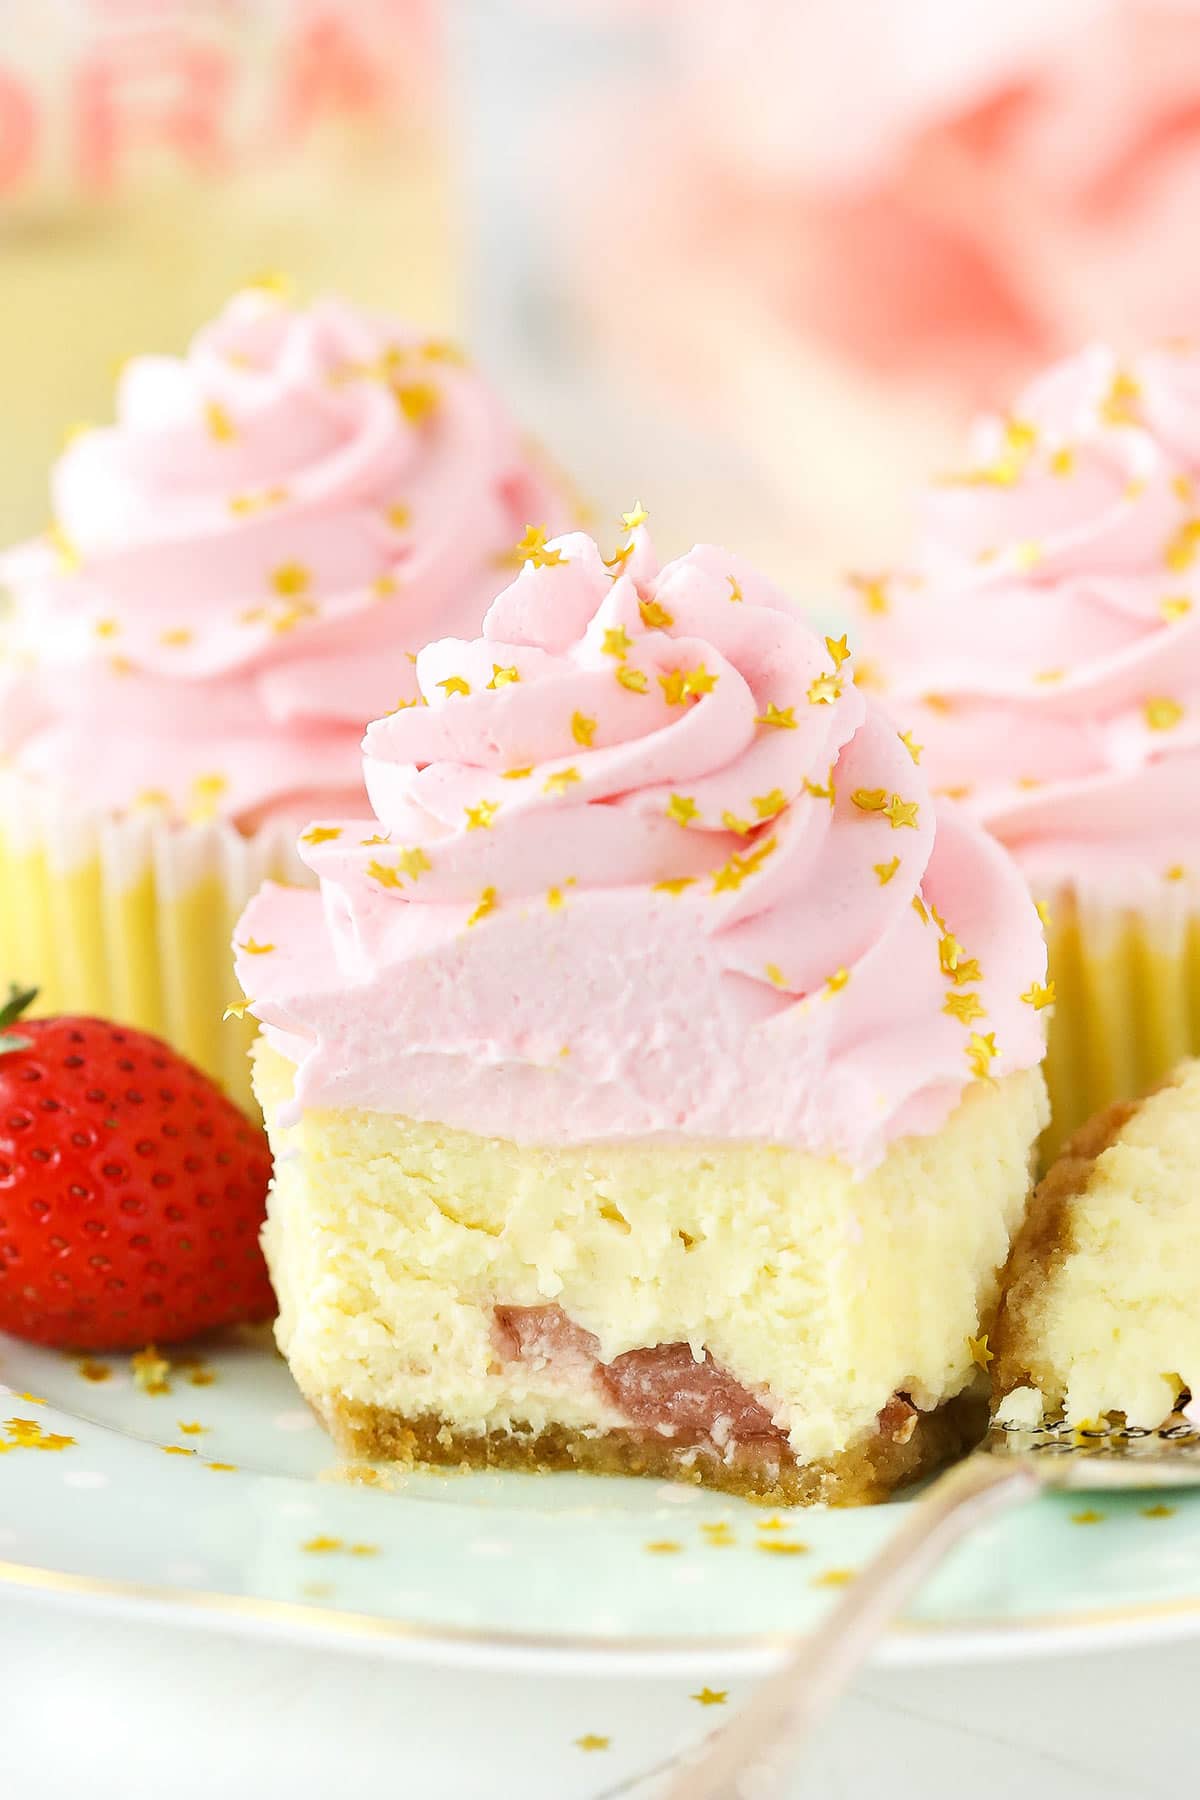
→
(0, 288, 569, 1110)
(857, 341, 1200, 1155)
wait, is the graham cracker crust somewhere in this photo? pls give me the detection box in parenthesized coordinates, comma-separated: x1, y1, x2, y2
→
(312, 1391, 987, 1508)
(991, 1069, 1185, 1402)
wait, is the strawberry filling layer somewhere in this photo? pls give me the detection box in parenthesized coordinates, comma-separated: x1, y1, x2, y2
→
(493, 1303, 788, 1454)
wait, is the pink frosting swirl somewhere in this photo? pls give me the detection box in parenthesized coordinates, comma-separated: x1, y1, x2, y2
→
(858, 342, 1200, 896)
(0, 290, 566, 826)
(235, 527, 1046, 1166)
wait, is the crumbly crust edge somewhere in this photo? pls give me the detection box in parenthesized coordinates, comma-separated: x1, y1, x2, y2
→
(309, 1392, 987, 1509)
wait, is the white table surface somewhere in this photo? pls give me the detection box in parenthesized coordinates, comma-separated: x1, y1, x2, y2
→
(3, 1587, 1193, 1800)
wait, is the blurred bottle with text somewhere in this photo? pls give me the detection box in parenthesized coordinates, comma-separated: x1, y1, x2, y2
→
(0, 0, 447, 543)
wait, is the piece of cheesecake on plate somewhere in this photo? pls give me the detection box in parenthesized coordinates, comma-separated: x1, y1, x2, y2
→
(994, 1059, 1200, 1431)
(236, 523, 1050, 1504)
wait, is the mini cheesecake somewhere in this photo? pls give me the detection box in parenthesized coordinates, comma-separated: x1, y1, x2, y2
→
(236, 523, 1050, 1503)
(993, 1059, 1200, 1430)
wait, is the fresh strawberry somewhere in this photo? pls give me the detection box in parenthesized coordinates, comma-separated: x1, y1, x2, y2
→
(0, 985, 275, 1350)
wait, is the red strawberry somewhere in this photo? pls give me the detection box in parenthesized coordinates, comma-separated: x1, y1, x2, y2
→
(0, 985, 275, 1350)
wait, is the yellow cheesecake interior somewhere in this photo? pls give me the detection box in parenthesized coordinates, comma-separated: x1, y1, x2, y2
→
(994, 1059, 1200, 1429)
(254, 1042, 1047, 1504)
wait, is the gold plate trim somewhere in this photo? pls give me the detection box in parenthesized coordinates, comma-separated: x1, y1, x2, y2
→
(4, 1555, 1200, 1665)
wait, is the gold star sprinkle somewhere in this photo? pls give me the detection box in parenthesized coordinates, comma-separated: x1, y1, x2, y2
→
(967, 1333, 994, 1371)
(394, 381, 438, 426)
(131, 1346, 171, 1394)
(938, 933, 964, 977)
(302, 1536, 343, 1554)
(602, 626, 633, 659)
(546, 887, 566, 910)
(1145, 696, 1184, 731)
(603, 540, 634, 574)
(667, 794, 699, 827)
(465, 800, 500, 831)
(852, 788, 887, 813)
(756, 703, 796, 730)
(899, 730, 923, 764)
(1050, 447, 1075, 477)
(912, 896, 929, 924)
(77, 1361, 111, 1383)
(621, 500, 649, 530)
(162, 1445, 194, 1457)
(813, 1569, 856, 1589)
(468, 888, 497, 927)
(684, 664, 719, 698)
(438, 675, 471, 698)
(653, 877, 695, 895)
(207, 1461, 237, 1472)
(271, 563, 311, 599)
(691, 1689, 728, 1707)
(571, 711, 597, 747)
(177, 1421, 207, 1435)
(373, 573, 399, 600)
(301, 825, 342, 845)
(886, 795, 920, 831)
(752, 789, 787, 820)
(1100, 368, 1141, 427)
(726, 575, 743, 602)
(719, 811, 750, 837)
(396, 847, 432, 881)
(222, 998, 254, 1021)
(848, 573, 889, 615)
(544, 767, 581, 796)
(825, 633, 851, 670)
(766, 963, 787, 988)
(944, 992, 986, 1024)
(757, 1539, 808, 1556)
(239, 939, 274, 956)
(825, 968, 850, 996)
(807, 673, 842, 707)
(1021, 981, 1057, 1010)
(639, 596, 673, 629)
(1071, 1509, 1104, 1526)
(710, 837, 778, 894)
(615, 664, 648, 693)
(966, 1031, 998, 1079)
(204, 400, 236, 442)
(502, 766, 534, 780)
(487, 664, 520, 689)
(574, 1736, 610, 1753)
(513, 524, 565, 569)
(874, 857, 900, 885)
(1161, 596, 1192, 621)
(94, 618, 119, 639)
(366, 860, 403, 888)
(385, 502, 411, 530)
(1165, 519, 1200, 572)
(659, 669, 688, 706)
(645, 1540, 682, 1554)
(951, 957, 983, 986)
(803, 769, 836, 805)
(1166, 864, 1187, 882)
(700, 1521, 736, 1546)
(1143, 1504, 1176, 1519)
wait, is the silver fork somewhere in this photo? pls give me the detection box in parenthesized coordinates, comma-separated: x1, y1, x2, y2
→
(665, 1416, 1200, 1800)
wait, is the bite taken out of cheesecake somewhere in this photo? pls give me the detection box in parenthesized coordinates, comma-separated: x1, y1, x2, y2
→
(993, 1059, 1200, 1432)
(235, 519, 1051, 1505)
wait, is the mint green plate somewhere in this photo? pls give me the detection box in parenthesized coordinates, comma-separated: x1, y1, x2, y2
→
(3, 1328, 1199, 1675)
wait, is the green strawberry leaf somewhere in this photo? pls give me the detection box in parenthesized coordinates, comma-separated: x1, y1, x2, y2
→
(0, 984, 37, 1034)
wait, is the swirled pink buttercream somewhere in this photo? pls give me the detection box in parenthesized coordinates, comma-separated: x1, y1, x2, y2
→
(0, 290, 565, 826)
(857, 342, 1200, 898)
(235, 528, 1046, 1166)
